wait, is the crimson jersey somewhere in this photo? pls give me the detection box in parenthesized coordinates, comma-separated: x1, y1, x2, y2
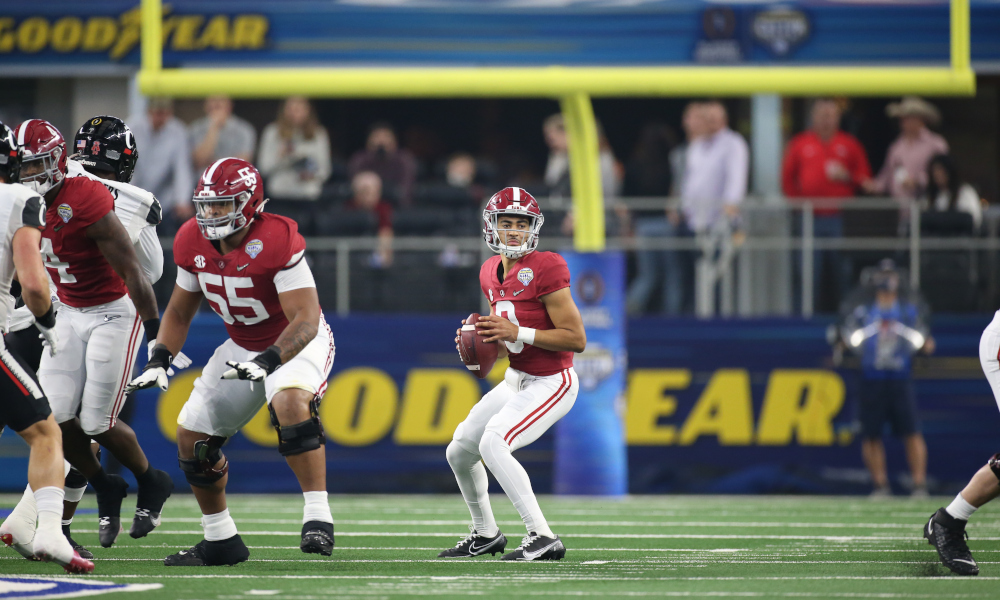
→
(479, 250, 573, 377)
(174, 213, 307, 352)
(41, 176, 127, 308)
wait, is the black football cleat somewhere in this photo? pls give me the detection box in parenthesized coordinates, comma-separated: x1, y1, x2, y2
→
(438, 528, 507, 558)
(300, 521, 334, 556)
(164, 535, 250, 567)
(95, 474, 129, 548)
(62, 524, 94, 560)
(130, 468, 173, 538)
(925, 508, 979, 576)
(501, 532, 565, 561)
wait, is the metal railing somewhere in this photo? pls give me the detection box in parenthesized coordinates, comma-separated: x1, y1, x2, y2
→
(158, 196, 998, 316)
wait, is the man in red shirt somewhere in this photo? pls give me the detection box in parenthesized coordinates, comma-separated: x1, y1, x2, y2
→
(782, 99, 872, 310)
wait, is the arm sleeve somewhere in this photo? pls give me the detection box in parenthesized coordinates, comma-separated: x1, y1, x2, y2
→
(723, 134, 749, 205)
(176, 267, 200, 293)
(536, 255, 571, 297)
(79, 182, 116, 227)
(274, 259, 316, 293)
(134, 226, 164, 284)
(21, 195, 46, 229)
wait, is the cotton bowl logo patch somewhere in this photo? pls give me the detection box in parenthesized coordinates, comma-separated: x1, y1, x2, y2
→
(0, 576, 161, 598)
(517, 267, 534, 286)
(245, 239, 263, 259)
(57, 204, 73, 223)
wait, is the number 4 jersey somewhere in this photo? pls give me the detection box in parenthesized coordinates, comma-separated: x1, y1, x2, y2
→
(479, 250, 573, 377)
(174, 213, 318, 352)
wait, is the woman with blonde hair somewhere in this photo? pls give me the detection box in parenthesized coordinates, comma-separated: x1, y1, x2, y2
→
(258, 96, 332, 202)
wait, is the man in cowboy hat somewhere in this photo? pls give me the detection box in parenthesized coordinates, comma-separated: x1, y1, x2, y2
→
(863, 97, 948, 200)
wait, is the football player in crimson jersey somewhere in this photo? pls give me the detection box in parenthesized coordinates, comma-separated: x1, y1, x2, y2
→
(440, 187, 585, 561)
(15, 119, 168, 550)
(127, 157, 336, 566)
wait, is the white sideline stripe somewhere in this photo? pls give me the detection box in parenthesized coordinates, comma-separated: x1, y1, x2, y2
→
(39, 574, 1000, 581)
(154, 518, 931, 529)
(63, 530, 977, 540)
(0, 556, 982, 565)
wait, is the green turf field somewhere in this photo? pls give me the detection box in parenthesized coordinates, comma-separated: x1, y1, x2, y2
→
(1, 493, 998, 599)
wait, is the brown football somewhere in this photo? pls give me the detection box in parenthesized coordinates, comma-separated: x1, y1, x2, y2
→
(459, 313, 499, 379)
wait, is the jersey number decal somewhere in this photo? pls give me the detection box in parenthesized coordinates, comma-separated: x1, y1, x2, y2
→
(495, 300, 523, 354)
(198, 273, 269, 325)
(40, 238, 76, 283)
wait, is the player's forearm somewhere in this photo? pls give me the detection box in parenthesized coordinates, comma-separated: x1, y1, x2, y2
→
(273, 310, 319, 363)
(123, 266, 160, 323)
(155, 303, 195, 357)
(526, 327, 586, 354)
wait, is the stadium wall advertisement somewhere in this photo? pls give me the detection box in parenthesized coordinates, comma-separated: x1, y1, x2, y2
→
(0, 313, 995, 495)
(2, 1, 1000, 69)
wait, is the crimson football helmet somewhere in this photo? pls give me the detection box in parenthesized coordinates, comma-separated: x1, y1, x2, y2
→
(15, 119, 67, 195)
(483, 187, 544, 259)
(193, 157, 267, 240)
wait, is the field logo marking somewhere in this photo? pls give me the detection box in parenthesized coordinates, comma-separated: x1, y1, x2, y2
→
(0, 577, 161, 599)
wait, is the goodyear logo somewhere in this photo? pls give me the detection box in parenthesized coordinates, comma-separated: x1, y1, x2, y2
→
(156, 364, 850, 449)
(0, 7, 268, 61)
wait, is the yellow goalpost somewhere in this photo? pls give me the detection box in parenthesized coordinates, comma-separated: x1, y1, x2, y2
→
(138, 0, 974, 252)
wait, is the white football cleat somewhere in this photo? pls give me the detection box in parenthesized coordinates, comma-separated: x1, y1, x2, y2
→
(33, 526, 94, 574)
(1, 487, 39, 560)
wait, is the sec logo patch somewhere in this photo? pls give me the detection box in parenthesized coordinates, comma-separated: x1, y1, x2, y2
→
(517, 267, 534, 286)
(194, 255, 206, 269)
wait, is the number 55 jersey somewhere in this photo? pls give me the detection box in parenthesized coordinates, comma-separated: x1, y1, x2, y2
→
(174, 212, 311, 352)
(479, 250, 573, 377)
(172, 212, 334, 437)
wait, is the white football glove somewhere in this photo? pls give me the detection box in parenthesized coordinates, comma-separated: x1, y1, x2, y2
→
(36, 323, 58, 357)
(221, 360, 268, 382)
(125, 367, 168, 393)
(148, 341, 192, 376)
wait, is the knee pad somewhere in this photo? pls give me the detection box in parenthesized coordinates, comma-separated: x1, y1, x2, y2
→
(988, 453, 1000, 482)
(446, 440, 477, 469)
(80, 418, 111, 438)
(178, 436, 229, 488)
(478, 431, 508, 462)
(64, 465, 88, 489)
(269, 396, 325, 457)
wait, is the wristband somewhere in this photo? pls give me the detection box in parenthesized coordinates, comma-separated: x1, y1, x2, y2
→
(35, 304, 56, 329)
(516, 326, 536, 345)
(147, 344, 173, 371)
(251, 345, 283, 375)
(143, 318, 161, 343)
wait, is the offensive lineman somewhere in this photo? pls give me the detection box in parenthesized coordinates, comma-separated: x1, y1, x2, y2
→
(14, 119, 168, 549)
(0, 121, 94, 573)
(440, 187, 585, 561)
(4, 116, 184, 559)
(127, 157, 336, 566)
(924, 310, 1000, 575)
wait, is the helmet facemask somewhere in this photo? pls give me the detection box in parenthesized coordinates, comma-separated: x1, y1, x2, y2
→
(485, 210, 543, 259)
(194, 191, 250, 240)
(20, 147, 63, 195)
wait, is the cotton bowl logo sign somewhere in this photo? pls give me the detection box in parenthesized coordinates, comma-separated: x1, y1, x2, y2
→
(0, 577, 160, 598)
(753, 8, 809, 56)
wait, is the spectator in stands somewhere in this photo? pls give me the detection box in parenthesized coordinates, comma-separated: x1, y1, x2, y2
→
(189, 95, 257, 172)
(348, 121, 417, 205)
(257, 96, 332, 202)
(680, 101, 749, 234)
(924, 153, 982, 231)
(626, 108, 704, 315)
(446, 152, 476, 189)
(783, 98, 872, 308)
(128, 97, 195, 231)
(543, 113, 619, 203)
(864, 97, 948, 201)
(348, 171, 394, 267)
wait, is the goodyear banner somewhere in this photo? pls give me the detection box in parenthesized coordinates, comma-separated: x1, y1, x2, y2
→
(2, 1, 1000, 71)
(0, 314, 995, 495)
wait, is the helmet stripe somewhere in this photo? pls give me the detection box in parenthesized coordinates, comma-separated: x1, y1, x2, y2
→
(203, 157, 227, 184)
(513, 187, 520, 203)
(15, 122, 27, 146)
